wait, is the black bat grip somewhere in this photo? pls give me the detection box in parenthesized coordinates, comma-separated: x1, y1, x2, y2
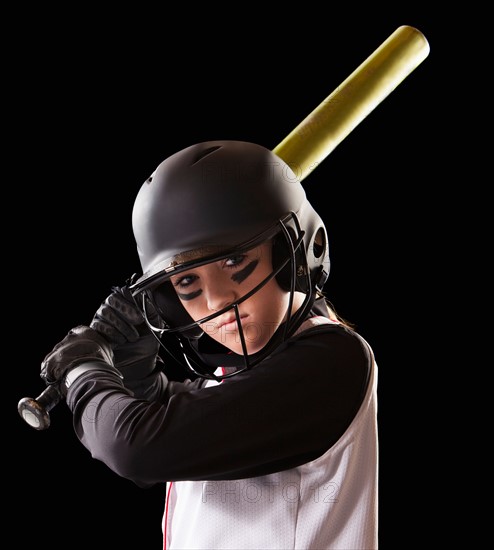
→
(18, 384, 63, 430)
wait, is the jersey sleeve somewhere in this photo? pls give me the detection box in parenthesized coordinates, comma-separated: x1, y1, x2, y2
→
(66, 325, 371, 487)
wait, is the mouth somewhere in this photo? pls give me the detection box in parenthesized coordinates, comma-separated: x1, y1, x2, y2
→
(216, 314, 248, 331)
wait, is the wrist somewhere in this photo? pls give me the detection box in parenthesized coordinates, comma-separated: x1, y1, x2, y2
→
(64, 361, 123, 390)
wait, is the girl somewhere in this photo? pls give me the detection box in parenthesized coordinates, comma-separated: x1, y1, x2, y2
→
(41, 140, 378, 549)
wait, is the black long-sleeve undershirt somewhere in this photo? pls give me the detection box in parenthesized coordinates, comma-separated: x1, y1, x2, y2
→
(67, 324, 371, 487)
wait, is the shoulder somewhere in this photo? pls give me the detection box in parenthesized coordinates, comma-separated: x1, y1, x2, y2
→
(255, 319, 371, 389)
(293, 315, 373, 362)
(293, 315, 341, 335)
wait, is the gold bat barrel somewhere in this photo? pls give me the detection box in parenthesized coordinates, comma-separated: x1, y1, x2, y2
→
(273, 25, 430, 181)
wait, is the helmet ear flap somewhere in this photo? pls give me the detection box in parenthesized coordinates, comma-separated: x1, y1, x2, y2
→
(310, 226, 330, 290)
(273, 215, 330, 295)
(272, 231, 309, 293)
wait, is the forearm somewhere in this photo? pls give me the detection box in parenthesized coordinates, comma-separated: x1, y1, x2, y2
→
(67, 369, 164, 486)
(122, 366, 170, 402)
(66, 368, 205, 487)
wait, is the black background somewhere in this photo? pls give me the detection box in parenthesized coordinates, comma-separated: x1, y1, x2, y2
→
(8, 11, 443, 549)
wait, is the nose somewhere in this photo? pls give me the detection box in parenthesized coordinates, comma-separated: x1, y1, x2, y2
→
(204, 276, 237, 313)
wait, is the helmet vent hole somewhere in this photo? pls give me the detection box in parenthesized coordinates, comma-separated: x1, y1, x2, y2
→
(146, 169, 157, 184)
(312, 228, 326, 259)
(192, 146, 222, 165)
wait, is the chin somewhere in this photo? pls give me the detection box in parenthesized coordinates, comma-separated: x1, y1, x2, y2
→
(219, 324, 274, 356)
(231, 339, 271, 356)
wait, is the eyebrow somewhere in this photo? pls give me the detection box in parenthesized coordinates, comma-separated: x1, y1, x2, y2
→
(231, 259, 258, 284)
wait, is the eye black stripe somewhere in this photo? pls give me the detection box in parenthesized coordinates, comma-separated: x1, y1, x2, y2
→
(177, 289, 202, 301)
(232, 260, 258, 284)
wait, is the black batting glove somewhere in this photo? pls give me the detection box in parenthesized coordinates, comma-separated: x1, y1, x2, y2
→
(40, 325, 118, 396)
(90, 285, 162, 383)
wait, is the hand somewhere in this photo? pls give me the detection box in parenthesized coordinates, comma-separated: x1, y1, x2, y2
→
(90, 285, 162, 382)
(40, 325, 115, 394)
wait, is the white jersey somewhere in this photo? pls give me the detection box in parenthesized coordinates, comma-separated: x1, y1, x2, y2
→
(163, 318, 378, 549)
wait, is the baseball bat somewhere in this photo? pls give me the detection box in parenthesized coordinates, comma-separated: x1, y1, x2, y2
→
(18, 24, 429, 429)
(274, 25, 429, 180)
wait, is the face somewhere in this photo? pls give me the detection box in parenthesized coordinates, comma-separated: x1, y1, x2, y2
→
(169, 241, 304, 355)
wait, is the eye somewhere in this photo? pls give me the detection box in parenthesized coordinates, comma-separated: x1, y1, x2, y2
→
(172, 274, 198, 289)
(224, 254, 246, 268)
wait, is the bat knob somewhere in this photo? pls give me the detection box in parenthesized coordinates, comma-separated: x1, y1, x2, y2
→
(18, 396, 51, 430)
(18, 385, 62, 430)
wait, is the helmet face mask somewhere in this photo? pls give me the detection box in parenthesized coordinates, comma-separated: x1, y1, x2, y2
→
(129, 141, 330, 380)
